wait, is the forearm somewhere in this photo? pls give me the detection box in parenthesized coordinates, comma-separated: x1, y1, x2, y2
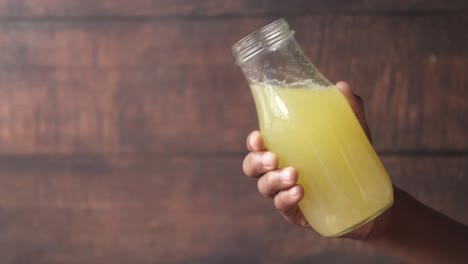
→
(365, 188, 468, 263)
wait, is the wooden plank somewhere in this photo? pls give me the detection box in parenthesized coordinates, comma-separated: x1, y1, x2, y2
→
(0, 155, 465, 263)
(0, 0, 467, 18)
(0, 16, 466, 154)
(2, 16, 468, 68)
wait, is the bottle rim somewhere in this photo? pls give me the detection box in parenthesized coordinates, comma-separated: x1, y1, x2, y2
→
(232, 19, 294, 65)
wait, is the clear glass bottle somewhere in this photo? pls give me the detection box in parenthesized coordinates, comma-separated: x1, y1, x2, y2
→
(232, 19, 393, 237)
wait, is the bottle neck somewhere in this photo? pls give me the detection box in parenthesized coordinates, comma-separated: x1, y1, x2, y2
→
(233, 19, 332, 87)
(232, 19, 294, 65)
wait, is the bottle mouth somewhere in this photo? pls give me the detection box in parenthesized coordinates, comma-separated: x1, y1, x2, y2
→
(232, 19, 294, 65)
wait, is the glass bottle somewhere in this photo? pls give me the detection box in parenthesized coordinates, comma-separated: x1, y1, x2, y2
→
(232, 19, 393, 237)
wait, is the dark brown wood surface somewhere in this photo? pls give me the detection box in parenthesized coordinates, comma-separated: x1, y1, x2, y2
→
(0, 16, 466, 154)
(0, 0, 467, 17)
(0, 155, 465, 264)
(0, 1, 466, 263)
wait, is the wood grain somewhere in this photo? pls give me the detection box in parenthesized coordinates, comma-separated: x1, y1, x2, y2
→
(0, 1, 466, 263)
(0, 16, 466, 154)
(0, 0, 467, 18)
(0, 155, 464, 264)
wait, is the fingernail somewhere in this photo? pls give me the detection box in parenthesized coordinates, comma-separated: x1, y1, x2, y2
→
(282, 168, 293, 183)
(290, 187, 299, 197)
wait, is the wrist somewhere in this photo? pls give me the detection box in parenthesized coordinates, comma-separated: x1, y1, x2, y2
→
(361, 186, 404, 243)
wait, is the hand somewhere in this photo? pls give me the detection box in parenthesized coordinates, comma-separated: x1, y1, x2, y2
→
(242, 81, 389, 240)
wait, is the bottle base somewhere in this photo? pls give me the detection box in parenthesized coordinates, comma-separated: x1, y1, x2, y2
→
(324, 199, 394, 238)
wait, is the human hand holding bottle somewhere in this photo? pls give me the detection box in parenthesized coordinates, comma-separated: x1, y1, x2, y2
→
(242, 81, 380, 240)
(242, 81, 468, 263)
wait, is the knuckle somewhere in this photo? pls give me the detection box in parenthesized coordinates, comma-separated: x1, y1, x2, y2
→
(243, 153, 259, 176)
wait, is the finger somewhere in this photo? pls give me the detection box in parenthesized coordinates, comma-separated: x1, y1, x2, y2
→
(242, 151, 278, 178)
(274, 185, 304, 223)
(336, 81, 372, 140)
(246, 131, 266, 152)
(257, 167, 298, 198)
(336, 81, 364, 117)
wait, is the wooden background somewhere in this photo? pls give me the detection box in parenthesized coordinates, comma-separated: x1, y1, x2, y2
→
(0, 1, 467, 263)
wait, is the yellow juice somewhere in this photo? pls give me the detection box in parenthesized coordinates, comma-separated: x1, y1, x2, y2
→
(250, 82, 393, 237)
